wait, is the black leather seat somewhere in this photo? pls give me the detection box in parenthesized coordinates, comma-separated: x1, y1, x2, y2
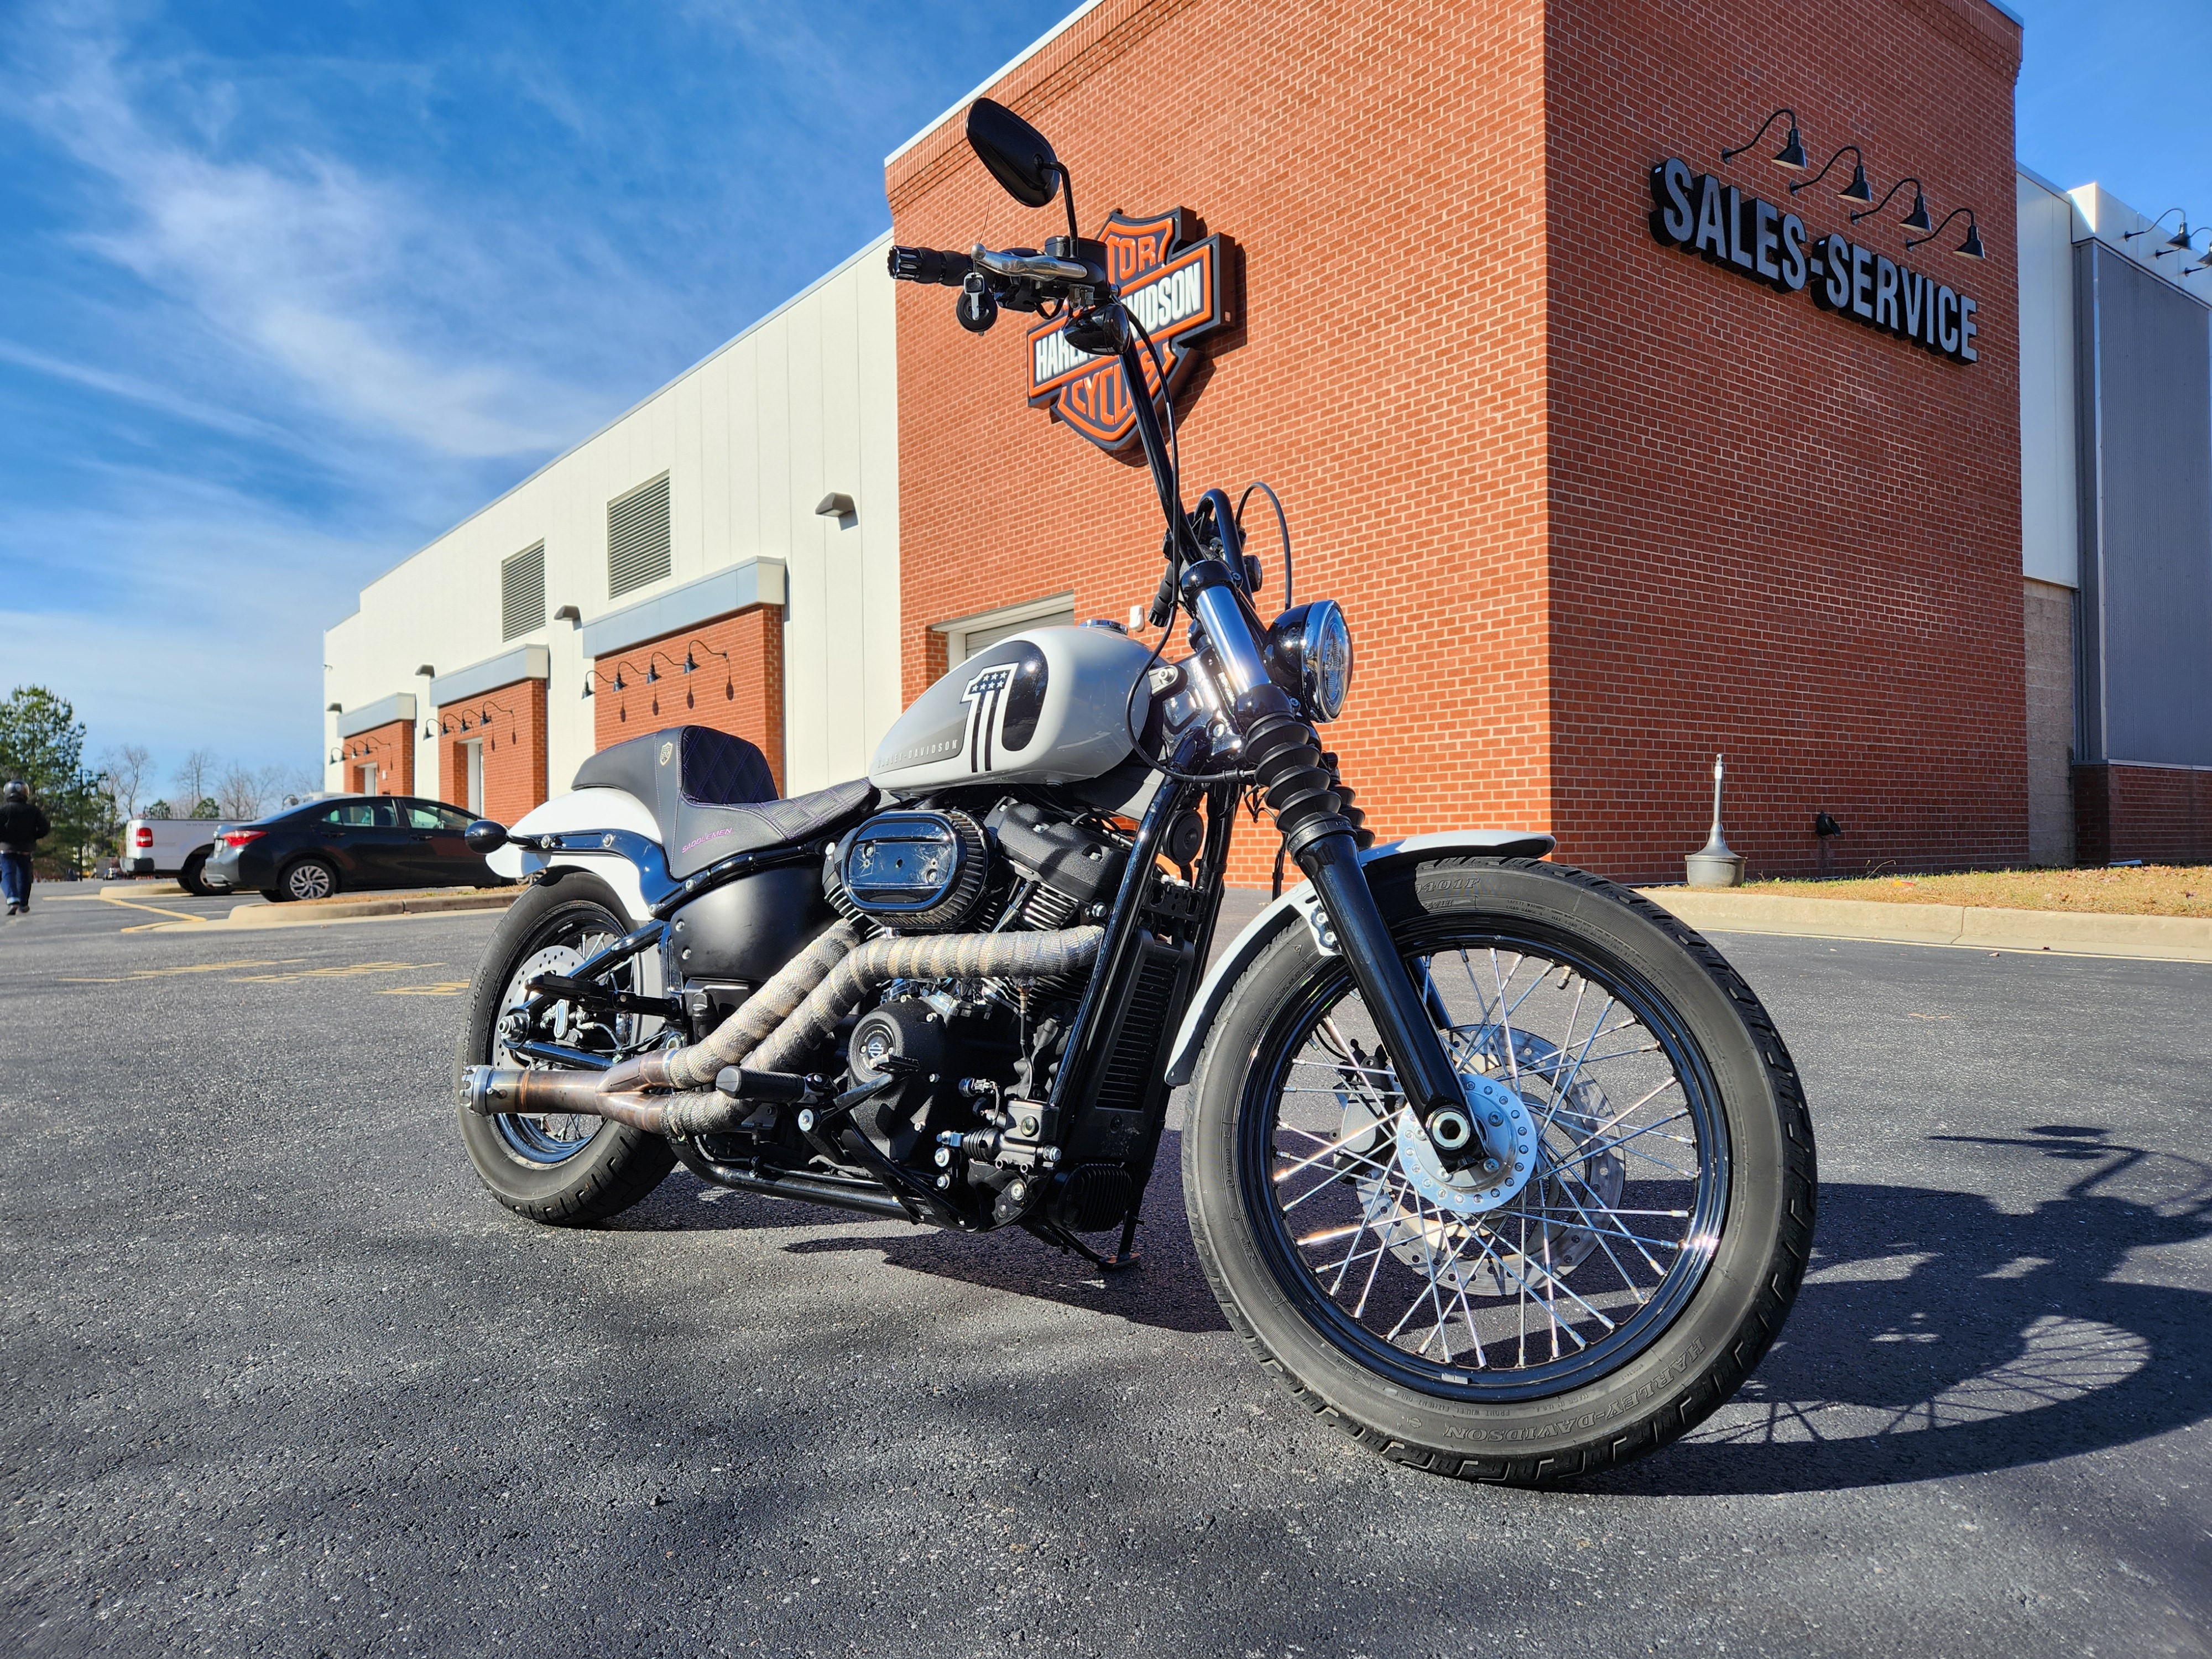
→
(573, 727, 878, 878)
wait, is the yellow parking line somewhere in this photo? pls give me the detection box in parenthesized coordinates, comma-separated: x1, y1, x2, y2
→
(60, 958, 308, 983)
(379, 980, 474, 997)
(95, 895, 212, 925)
(228, 960, 445, 984)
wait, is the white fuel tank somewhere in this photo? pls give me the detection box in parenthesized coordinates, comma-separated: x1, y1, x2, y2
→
(870, 624, 1157, 795)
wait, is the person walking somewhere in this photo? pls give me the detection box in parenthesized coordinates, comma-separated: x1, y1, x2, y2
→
(1, 780, 49, 915)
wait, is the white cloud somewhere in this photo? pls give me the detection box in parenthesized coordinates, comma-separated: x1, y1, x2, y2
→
(7, 8, 602, 459)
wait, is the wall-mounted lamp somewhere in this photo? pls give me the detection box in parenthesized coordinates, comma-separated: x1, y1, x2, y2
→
(815, 492, 857, 519)
(553, 604, 582, 625)
(326, 702, 342, 714)
(2152, 215, 2197, 259)
(1720, 108, 1806, 171)
(1789, 143, 1873, 205)
(414, 664, 435, 678)
(1905, 205, 1985, 259)
(2122, 207, 2185, 246)
(328, 748, 340, 764)
(1851, 175, 1932, 232)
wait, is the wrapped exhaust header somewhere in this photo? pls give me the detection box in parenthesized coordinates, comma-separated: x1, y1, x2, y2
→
(460, 922, 1104, 1140)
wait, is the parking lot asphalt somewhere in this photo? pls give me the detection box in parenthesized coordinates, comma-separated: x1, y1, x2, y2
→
(3, 894, 2208, 1657)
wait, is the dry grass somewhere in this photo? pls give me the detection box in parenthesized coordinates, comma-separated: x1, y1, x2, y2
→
(1740, 865, 2212, 917)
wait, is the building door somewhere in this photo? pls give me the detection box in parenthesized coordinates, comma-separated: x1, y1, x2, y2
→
(463, 741, 485, 816)
(356, 762, 379, 796)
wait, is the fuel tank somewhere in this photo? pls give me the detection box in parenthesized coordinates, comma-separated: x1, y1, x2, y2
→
(870, 625, 1157, 795)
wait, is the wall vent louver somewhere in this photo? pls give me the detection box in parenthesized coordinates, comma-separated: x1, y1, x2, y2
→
(501, 542, 546, 641)
(607, 473, 672, 598)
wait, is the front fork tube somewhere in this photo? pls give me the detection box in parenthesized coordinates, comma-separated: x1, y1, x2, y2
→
(1294, 831, 1486, 1166)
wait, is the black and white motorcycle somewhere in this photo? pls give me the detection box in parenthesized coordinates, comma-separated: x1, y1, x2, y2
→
(455, 100, 1815, 1485)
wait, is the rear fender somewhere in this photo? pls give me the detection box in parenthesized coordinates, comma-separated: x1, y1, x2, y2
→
(488, 787, 663, 926)
(1162, 830, 1556, 1088)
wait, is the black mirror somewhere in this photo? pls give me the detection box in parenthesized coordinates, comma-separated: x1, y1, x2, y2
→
(966, 98, 1060, 209)
(463, 819, 508, 854)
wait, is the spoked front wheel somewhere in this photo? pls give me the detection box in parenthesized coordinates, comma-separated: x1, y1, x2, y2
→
(1183, 856, 1815, 1485)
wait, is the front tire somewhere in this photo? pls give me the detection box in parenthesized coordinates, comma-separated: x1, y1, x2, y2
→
(454, 873, 675, 1225)
(1182, 856, 1815, 1486)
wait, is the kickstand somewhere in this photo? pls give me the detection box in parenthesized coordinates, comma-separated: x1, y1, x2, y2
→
(1025, 1214, 1142, 1273)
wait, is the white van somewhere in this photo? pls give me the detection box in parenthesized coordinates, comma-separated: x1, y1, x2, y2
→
(122, 818, 225, 895)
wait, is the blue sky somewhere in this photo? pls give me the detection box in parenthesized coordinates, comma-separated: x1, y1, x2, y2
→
(2, 0, 2207, 785)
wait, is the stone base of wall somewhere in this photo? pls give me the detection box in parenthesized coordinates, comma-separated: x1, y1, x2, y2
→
(2023, 578, 2075, 867)
(2073, 762, 2212, 864)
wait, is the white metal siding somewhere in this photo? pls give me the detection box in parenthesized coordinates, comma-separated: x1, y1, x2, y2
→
(2017, 173, 2080, 590)
(322, 236, 902, 801)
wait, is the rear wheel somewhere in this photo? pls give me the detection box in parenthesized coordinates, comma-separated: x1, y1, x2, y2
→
(273, 857, 336, 902)
(454, 873, 675, 1225)
(1182, 857, 1815, 1485)
(178, 852, 211, 896)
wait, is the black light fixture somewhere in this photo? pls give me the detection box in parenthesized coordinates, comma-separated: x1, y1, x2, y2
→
(325, 701, 342, 714)
(2154, 215, 2196, 259)
(328, 748, 340, 764)
(2122, 207, 2184, 245)
(1906, 205, 1985, 258)
(1790, 143, 1873, 205)
(612, 670, 626, 693)
(1852, 175, 1931, 232)
(415, 663, 435, 679)
(683, 649, 698, 673)
(1720, 107, 1806, 170)
(645, 662, 659, 683)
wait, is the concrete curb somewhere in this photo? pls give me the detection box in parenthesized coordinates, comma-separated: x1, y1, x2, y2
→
(1640, 889, 2212, 963)
(215, 889, 522, 930)
(101, 881, 185, 898)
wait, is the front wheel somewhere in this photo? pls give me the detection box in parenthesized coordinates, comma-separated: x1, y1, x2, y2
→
(1182, 857, 1815, 1486)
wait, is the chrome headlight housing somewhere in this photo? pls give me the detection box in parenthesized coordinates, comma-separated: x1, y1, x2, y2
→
(1263, 600, 1355, 722)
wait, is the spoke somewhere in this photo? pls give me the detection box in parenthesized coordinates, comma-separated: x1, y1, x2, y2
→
(1489, 949, 1524, 1087)
(1349, 1210, 1391, 1319)
(1548, 1166, 1673, 1276)
(1552, 1109, 1694, 1168)
(1273, 1118, 1402, 1183)
(1296, 1220, 1370, 1246)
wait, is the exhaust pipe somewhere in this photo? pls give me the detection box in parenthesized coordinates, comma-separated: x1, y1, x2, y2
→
(460, 921, 1104, 1139)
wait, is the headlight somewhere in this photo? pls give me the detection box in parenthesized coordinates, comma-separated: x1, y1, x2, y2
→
(1263, 600, 1355, 722)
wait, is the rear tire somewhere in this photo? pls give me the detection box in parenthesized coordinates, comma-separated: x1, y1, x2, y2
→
(273, 857, 337, 902)
(1182, 856, 1815, 1486)
(178, 852, 211, 897)
(454, 873, 675, 1226)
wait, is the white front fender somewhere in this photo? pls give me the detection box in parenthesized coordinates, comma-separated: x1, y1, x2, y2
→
(1162, 830, 1556, 1088)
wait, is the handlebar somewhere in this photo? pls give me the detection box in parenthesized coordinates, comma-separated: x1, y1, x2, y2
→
(886, 245, 973, 287)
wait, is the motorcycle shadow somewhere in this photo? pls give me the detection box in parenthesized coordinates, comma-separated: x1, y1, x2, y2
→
(627, 1128, 1232, 1335)
(1588, 1125, 2212, 1497)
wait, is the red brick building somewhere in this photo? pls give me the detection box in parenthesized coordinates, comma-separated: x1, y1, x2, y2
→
(888, 0, 2029, 886)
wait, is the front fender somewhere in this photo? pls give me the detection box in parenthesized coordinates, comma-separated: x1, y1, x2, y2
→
(1162, 830, 1556, 1088)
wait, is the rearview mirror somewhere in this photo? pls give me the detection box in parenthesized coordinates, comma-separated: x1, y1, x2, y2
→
(966, 98, 1060, 209)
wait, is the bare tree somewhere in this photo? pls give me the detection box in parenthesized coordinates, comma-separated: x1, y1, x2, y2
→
(173, 748, 218, 815)
(216, 762, 267, 821)
(99, 744, 155, 821)
(269, 763, 322, 807)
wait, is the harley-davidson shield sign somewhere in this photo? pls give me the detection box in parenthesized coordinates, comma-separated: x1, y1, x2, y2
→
(1026, 208, 1232, 452)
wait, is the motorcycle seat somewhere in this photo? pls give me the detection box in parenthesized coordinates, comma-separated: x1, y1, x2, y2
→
(572, 726, 879, 878)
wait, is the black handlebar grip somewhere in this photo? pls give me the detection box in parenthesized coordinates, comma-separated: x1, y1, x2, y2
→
(887, 245, 973, 287)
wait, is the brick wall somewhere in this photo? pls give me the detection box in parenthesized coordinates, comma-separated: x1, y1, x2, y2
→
(2075, 763, 2212, 864)
(341, 719, 413, 796)
(435, 675, 548, 825)
(592, 606, 785, 792)
(888, 0, 2025, 885)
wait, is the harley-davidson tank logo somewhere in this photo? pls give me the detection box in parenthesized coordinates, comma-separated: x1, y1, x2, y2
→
(1027, 208, 1232, 452)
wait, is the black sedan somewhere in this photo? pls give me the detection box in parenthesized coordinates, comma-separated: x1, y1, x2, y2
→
(201, 796, 498, 902)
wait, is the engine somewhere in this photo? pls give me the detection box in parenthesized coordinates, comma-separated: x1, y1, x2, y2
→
(816, 796, 1136, 1229)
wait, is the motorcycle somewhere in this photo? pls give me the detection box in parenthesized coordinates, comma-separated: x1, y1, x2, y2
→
(453, 98, 1815, 1486)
